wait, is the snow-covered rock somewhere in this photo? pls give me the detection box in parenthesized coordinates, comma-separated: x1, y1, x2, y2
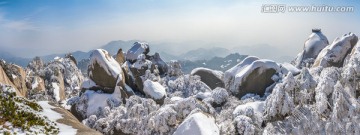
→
(280, 63, 301, 76)
(69, 85, 123, 120)
(126, 42, 150, 63)
(224, 57, 280, 98)
(233, 101, 265, 118)
(143, 79, 167, 104)
(294, 29, 329, 68)
(88, 49, 124, 92)
(149, 52, 168, 76)
(191, 67, 224, 89)
(313, 32, 358, 68)
(173, 112, 220, 135)
(166, 74, 211, 98)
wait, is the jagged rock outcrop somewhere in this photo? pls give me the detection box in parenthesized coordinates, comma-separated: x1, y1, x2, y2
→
(294, 29, 329, 68)
(0, 63, 22, 96)
(0, 61, 28, 97)
(27, 56, 44, 75)
(88, 49, 125, 92)
(126, 42, 150, 63)
(115, 48, 126, 65)
(149, 52, 168, 76)
(191, 67, 224, 89)
(313, 32, 358, 68)
(224, 56, 280, 98)
(65, 53, 77, 65)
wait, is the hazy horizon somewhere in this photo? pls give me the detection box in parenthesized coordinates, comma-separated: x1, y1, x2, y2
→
(0, 0, 359, 59)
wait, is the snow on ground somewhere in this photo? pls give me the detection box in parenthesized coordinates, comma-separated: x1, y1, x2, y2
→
(89, 49, 122, 78)
(173, 112, 220, 135)
(37, 101, 77, 135)
(143, 79, 166, 100)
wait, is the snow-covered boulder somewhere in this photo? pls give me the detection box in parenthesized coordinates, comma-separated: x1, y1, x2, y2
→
(143, 79, 166, 104)
(225, 57, 280, 98)
(88, 49, 124, 92)
(280, 63, 301, 76)
(224, 56, 259, 90)
(294, 29, 329, 68)
(233, 101, 265, 118)
(313, 32, 358, 68)
(191, 67, 224, 89)
(173, 112, 220, 135)
(149, 52, 168, 76)
(115, 48, 125, 65)
(126, 42, 150, 63)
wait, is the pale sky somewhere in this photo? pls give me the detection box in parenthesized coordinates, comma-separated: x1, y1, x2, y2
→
(0, 0, 359, 58)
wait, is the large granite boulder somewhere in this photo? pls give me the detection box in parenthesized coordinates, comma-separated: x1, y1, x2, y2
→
(294, 29, 329, 68)
(313, 32, 358, 68)
(224, 57, 280, 98)
(173, 112, 220, 135)
(126, 42, 150, 63)
(191, 67, 224, 89)
(88, 49, 125, 92)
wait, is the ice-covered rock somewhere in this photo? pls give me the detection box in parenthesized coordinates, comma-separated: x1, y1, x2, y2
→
(280, 63, 301, 76)
(224, 57, 280, 98)
(190, 67, 224, 89)
(173, 112, 220, 135)
(294, 29, 329, 68)
(126, 42, 150, 63)
(88, 49, 124, 92)
(313, 32, 358, 68)
(143, 79, 166, 104)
